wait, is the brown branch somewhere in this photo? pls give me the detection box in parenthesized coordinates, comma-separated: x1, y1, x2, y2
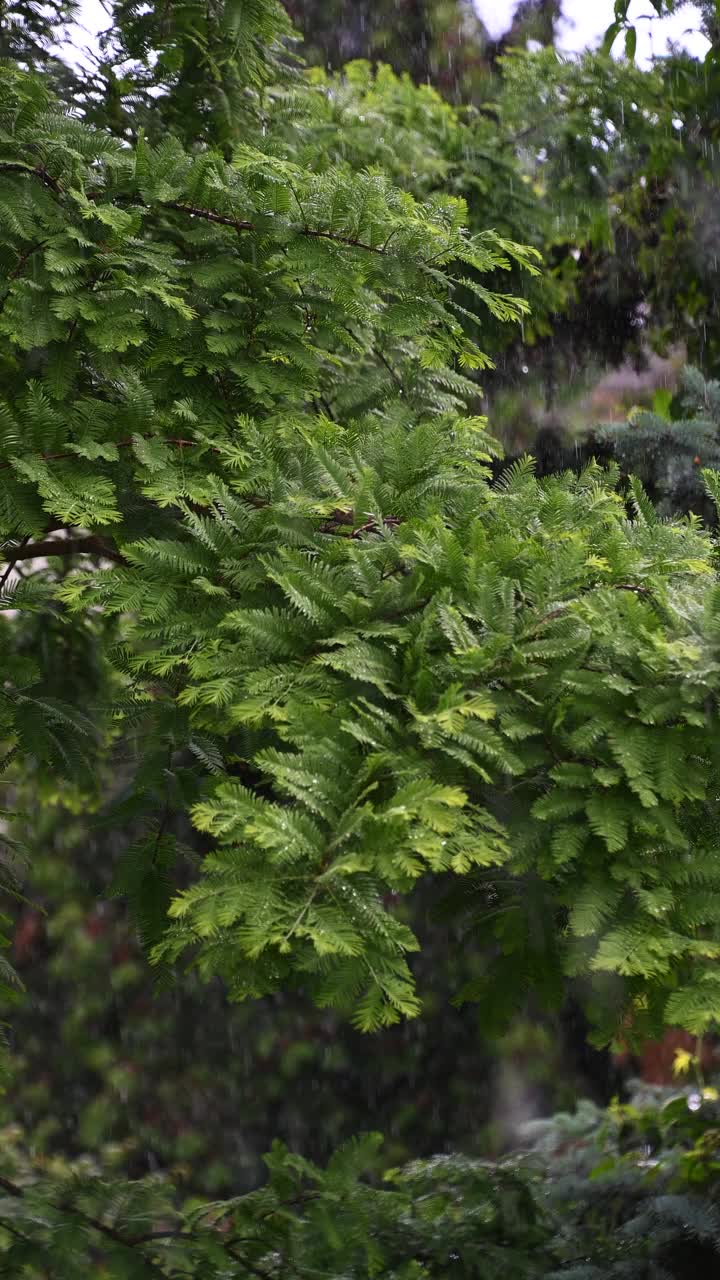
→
(223, 1243, 275, 1279)
(614, 583, 654, 597)
(162, 201, 254, 233)
(57, 1200, 135, 1251)
(2, 159, 393, 260)
(127, 1228, 190, 1244)
(0, 436, 198, 473)
(0, 241, 50, 318)
(0, 1170, 171, 1278)
(0, 443, 399, 543)
(341, 325, 404, 390)
(9, 239, 48, 281)
(1, 157, 392, 258)
(316, 509, 402, 538)
(350, 515, 400, 539)
(2, 536, 127, 566)
(0, 162, 62, 195)
(3, 516, 403, 567)
(160, 201, 387, 255)
(373, 346, 404, 390)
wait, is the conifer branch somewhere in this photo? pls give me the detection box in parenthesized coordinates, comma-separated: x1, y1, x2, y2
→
(0, 247, 45, 323)
(0, 161, 62, 194)
(0, 240, 49, 317)
(350, 515, 401, 538)
(1, 162, 392, 257)
(160, 201, 388, 255)
(0, 1169, 174, 1277)
(9, 239, 48, 279)
(0, 437, 199, 475)
(374, 347, 405, 389)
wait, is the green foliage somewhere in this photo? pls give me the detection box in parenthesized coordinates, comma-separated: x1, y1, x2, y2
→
(4, 30, 720, 1040)
(260, 50, 678, 368)
(28, 1, 720, 392)
(67, 429, 720, 1037)
(5, 1082, 720, 1276)
(0, 53, 537, 1027)
(0, 0, 78, 65)
(8, 750, 558, 1193)
(93, 0, 295, 149)
(0, 1123, 551, 1277)
(6, 1, 720, 1273)
(0, 10, 569, 1195)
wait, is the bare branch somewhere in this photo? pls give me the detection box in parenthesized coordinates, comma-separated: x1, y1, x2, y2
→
(2, 536, 127, 566)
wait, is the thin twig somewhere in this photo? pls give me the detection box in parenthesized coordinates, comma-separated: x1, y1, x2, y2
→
(0, 436, 195, 473)
(0, 241, 49, 318)
(161, 200, 387, 255)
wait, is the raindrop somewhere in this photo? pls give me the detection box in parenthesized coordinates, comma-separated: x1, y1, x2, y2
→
(688, 1091, 703, 1112)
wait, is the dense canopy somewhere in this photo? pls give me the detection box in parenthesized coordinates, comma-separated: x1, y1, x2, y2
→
(3, 0, 720, 1275)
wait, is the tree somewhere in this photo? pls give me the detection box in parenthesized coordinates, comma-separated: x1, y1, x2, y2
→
(0, 0, 77, 65)
(0, 11, 624, 1193)
(284, 0, 493, 100)
(5, 0, 720, 1270)
(265, 34, 720, 410)
(497, 0, 561, 50)
(3, 25, 720, 1043)
(0, 22, 537, 1022)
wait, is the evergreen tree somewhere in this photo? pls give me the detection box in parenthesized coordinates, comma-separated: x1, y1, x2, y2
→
(0, 42, 534, 1025)
(598, 367, 720, 519)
